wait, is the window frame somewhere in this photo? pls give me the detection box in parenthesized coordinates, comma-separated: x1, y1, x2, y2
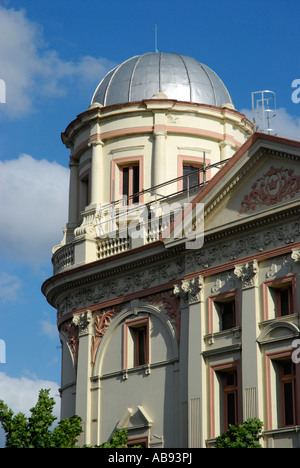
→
(265, 350, 300, 430)
(208, 290, 239, 334)
(263, 275, 296, 321)
(209, 360, 242, 438)
(123, 316, 150, 370)
(177, 154, 211, 193)
(111, 155, 144, 205)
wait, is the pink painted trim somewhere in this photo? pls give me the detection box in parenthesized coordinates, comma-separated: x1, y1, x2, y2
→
(262, 275, 297, 321)
(123, 316, 150, 369)
(177, 154, 212, 191)
(209, 360, 241, 438)
(184, 242, 300, 281)
(264, 349, 300, 430)
(111, 155, 144, 203)
(161, 131, 300, 241)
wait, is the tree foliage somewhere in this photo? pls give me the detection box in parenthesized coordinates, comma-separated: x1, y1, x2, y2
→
(0, 388, 82, 448)
(215, 418, 263, 448)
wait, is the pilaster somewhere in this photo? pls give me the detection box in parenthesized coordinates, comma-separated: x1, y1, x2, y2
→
(73, 310, 93, 446)
(234, 260, 262, 421)
(174, 275, 204, 448)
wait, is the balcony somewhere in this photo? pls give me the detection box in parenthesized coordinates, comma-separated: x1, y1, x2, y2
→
(52, 159, 229, 275)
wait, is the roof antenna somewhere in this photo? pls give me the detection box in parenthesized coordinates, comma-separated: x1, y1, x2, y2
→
(155, 25, 159, 53)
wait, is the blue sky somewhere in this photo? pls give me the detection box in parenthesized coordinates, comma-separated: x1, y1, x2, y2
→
(1, 0, 300, 432)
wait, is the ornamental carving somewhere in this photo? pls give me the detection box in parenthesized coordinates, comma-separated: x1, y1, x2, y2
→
(239, 167, 300, 215)
(234, 260, 259, 288)
(60, 320, 79, 368)
(174, 276, 204, 304)
(143, 292, 181, 344)
(72, 310, 92, 336)
(292, 248, 300, 263)
(91, 306, 121, 365)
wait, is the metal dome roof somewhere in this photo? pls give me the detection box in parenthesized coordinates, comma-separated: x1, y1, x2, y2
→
(91, 52, 233, 108)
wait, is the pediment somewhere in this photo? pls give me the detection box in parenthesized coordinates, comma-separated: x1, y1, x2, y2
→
(204, 152, 300, 233)
(163, 133, 300, 248)
(117, 406, 153, 431)
(257, 321, 299, 345)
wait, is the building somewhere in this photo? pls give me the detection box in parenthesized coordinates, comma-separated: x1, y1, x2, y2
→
(42, 52, 300, 448)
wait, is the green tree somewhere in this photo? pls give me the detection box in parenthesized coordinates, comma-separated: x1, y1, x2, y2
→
(0, 388, 82, 448)
(215, 418, 263, 448)
(97, 429, 129, 448)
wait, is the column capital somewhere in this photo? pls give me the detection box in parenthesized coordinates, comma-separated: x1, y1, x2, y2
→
(72, 310, 93, 336)
(153, 128, 167, 138)
(234, 259, 259, 289)
(174, 275, 204, 304)
(88, 137, 104, 147)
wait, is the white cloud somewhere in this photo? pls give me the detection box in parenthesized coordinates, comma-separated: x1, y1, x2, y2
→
(0, 154, 69, 266)
(40, 320, 58, 340)
(0, 371, 60, 417)
(0, 5, 115, 117)
(0, 272, 22, 303)
(0, 371, 60, 447)
(240, 107, 300, 141)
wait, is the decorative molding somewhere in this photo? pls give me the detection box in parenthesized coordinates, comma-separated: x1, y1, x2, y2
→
(211, 271, 235, 294)
(56, 258, 185, 318)
(143, 291, 181, 343)
(265, 255, 293, 279)
(239, 166, 300, 215)
(92, 306, 121, 365)
(234, 260, 259, 288)
(292, 248, 300, 263)
(174, 275, 204, 304)
(72, 310, 92, 336)
(186, 220, 300, 271)
(60, 320, 79, 368)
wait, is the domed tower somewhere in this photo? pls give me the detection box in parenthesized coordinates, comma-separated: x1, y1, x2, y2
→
(43, 52, 254, 447)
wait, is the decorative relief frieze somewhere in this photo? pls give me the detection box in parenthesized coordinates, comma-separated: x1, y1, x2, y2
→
(60, 320, 79, 368)
(211, 272, 236, 294)
(57, 258, 185, 317)
(186, 221, 300, 271)
(234, 260, 259, 288)
(265, 255, 293, 279)
(92, 306, 121, 365)
(143, 291, 181, 344)
(239, 166, 300, 215)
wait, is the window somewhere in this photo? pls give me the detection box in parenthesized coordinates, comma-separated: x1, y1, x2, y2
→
(121, 164, 140, 204)
(123, 317, 150, 369)
(79, 172, 90, 215)
(276, 286, 293, 317)
(209, 361, 241, 438)
(182, 164, 201, 192)
(223, 371, 238, 429)
(210, 293, 237, 333)
(265, 351, 300, 430)
(279, 360, 297, 427)
(263, 277, 296, 320)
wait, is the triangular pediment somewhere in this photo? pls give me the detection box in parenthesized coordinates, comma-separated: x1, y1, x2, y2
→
(163, 133, 300, 247)
(117, 406, 153, 431)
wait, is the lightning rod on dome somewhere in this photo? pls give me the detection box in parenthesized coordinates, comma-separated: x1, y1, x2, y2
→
(155, 25, 159, 53)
